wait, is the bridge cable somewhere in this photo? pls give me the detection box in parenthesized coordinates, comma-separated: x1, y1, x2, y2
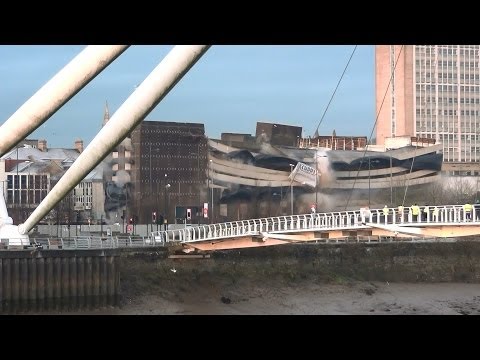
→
(344, 45, 405, 211)
(401, 142, 419, 207)
(313, 45, 358, 136)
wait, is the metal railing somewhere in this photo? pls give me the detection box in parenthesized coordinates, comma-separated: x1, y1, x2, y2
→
(1, 204, 479, 250)
(151, 204, 480, 245)
(0, 235, 158, 250)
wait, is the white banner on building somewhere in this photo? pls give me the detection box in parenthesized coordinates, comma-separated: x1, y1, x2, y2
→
(289, 162, 317, 188)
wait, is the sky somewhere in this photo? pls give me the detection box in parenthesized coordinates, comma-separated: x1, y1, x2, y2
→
(0, 45, 375, 148)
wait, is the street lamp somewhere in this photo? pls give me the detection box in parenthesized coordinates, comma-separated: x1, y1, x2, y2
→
(149, 143, 153, 233)
(189, 148, 201, 224)
(289, 163, 295, 215)
(315, 152, 318, 212)
(164, 182, 170, 230)
(209, 159, 213, 223)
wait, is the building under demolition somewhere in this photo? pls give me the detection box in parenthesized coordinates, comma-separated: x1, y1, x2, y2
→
(0, 110, 444, 228)
(208, 125, 443, 220)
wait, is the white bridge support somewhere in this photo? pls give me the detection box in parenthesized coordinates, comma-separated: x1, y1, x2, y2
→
(18, 45, 210, 235)
(0, 45, 129, 157)
(0, 177, 29, 246)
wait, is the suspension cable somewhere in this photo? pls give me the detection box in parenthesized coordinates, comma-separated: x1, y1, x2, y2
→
(344, 45, 404, 210)
(314, 46, 357, 135)
(402, 142, 419, 206)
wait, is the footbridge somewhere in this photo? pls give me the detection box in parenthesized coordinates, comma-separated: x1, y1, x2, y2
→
(151, 204, 480, 251)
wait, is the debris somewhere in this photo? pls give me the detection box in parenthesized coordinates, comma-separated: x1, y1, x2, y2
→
(221, 296, 231, 304)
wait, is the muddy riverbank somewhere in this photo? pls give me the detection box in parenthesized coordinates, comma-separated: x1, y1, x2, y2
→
(54, 241, 480, 315)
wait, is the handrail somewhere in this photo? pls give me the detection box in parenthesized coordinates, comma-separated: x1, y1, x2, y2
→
(3, 204, 479, 250)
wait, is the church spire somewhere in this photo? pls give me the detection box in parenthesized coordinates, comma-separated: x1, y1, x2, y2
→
(103, 100, 110, 126)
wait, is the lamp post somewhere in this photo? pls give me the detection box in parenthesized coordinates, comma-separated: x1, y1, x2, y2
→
(198, 143, 201, 224)
(368, 156, 371, 207)
(209, 159, 213, 223)
(164, 182, 170, 231)
(190, 148, 201, 224)
(315, 152, 318, 212)
(162, 173, 167, 222)
(156, 181, 159, 231)
(289, 163, 295, 215)
(149, 143, 152, 234)
(390, 154, 393, 206)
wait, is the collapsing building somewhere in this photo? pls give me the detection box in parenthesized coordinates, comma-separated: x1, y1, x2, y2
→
(208, 125, 443, 220)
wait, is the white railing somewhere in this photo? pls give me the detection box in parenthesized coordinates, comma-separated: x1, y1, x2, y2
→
(151, 204, 480, 245)
(2, 204, 479, 250)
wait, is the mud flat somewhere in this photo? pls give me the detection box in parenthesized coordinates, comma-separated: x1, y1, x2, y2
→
(48, 241, 480, 315)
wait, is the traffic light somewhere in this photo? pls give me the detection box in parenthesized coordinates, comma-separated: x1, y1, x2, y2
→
(186, 208, 192, 220)
(152, 211, 157, 223)
(129, 217, 133, 225)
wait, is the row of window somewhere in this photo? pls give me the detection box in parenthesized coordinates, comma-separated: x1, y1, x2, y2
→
(438, 134, 480, 141)
(444, 148, 480, 154)
(443, 154, 480, 161)
(112, 151, 131, 159)
(417, 97, 480, 104)
(138, 177, 202, 183)
(416, 60, 480, 68)
(418, 73, 480, 80)
(417, 47, 479, 56)
(416, 124, 480, 133)
(6, 189, 47, 204)
(140, 153, 204, 159)
(73, 183, 92, 196)
(416, 109, 480, 116)
(445, 170, 480, 176)
(6, 174, 49, 190)
(139, 191, 199, 197)
(141, 129, 203, 135)
(412, 134, 480, 145)
(73, 189, 92, 196)
(417, 85, 480, 92)
(74, 196, 92, 205)
(112, 163, 132, 171)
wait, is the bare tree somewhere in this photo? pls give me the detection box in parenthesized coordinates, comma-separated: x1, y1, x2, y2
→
(445, 177, 476, 205)
(423, 178, 448, 205)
